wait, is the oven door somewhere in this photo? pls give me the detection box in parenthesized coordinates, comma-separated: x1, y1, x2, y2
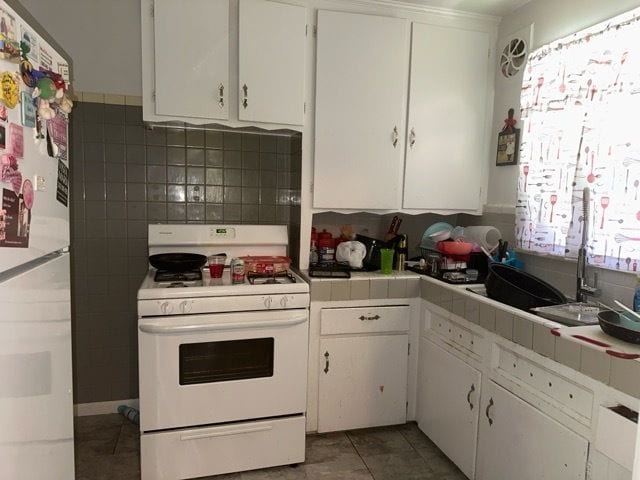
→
(138, 309, 309, 432)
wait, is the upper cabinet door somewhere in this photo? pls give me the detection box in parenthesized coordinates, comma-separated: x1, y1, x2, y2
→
(154, 0, 229, 120)
(314, 11, 409, 210)
(403, 23, 490, 211)
(239, 0, 306, 126)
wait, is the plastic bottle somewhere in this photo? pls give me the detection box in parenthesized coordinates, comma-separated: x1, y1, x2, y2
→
(118, 405, 140, 425)
(317, 230, 335, 262)
(634, 276, 640, 313)
(310, 228, 319, 264)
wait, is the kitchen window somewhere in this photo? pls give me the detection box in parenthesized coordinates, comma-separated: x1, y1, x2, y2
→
(517, 7, 640, 272)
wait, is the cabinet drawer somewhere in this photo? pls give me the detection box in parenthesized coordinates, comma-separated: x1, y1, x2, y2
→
(428, 311, 483, 359)
(498, 348, 593, 420)
(141, 416, 305, 480)
(321, 306, 410, 335)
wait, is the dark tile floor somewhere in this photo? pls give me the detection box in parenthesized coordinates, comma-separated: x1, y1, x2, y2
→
(75, 414, 466, 480)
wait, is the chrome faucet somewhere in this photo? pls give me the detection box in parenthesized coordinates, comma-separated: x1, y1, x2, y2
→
(576, 187, 600, 302)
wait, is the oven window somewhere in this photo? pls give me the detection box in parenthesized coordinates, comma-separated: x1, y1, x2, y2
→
(179, 338, 274, 385)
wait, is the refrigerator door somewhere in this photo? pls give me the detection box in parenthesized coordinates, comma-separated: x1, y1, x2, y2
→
(0, 252, 74, 479)
(0, 1, 70, 274)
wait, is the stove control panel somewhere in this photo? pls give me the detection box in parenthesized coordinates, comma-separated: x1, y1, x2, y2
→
(139, 293, 310, 317)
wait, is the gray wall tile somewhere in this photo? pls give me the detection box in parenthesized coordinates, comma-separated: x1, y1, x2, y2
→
(71, 101, 302, 404)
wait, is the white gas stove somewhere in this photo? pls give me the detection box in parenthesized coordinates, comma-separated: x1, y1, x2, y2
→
(137, 224, 309, 480)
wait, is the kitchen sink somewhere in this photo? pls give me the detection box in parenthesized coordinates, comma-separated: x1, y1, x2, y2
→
(465, 286, 600, 327)
(531, 303, 601, 327)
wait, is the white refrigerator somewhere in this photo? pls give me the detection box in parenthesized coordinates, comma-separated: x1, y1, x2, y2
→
(0, 0, 74, 478)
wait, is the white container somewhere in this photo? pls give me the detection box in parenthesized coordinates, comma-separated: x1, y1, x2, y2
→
(463, 226, 501, 252)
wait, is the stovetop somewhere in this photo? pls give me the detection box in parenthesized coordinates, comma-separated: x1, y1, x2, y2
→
(154, 269, 203, 283)
(138, 267, 309, 300)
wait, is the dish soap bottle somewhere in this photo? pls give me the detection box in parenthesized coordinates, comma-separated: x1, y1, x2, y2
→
(634, 275, 640, 313)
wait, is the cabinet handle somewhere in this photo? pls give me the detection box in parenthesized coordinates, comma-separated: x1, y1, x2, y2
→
(324, 351, 330, 374)
(218, 83, 224, 108)
(409, 128, 416, 148)
(242, 83, 248, 109)
(358, 315, 380, 321)
(392, 126, 399, 148)
(466, 383, 475, 410)
(485, 397, 494, 426)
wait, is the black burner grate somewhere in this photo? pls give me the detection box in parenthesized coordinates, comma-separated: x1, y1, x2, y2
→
(154, 269, 203, 282)
(247, 271, 296, 285)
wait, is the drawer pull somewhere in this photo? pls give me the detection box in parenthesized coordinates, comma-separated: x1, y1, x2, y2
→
(181, 425, 272, 441)
(466, 383, 475, 410)
(359, 315, 380, 321)
(324, 351, 330, 374)
(485, 397, 494, 426)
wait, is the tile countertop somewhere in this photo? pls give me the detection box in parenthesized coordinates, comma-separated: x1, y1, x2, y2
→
(300, 270, 421, 302)
(303, 270, 640, 398)
(419, 275, 640, 399)
(301, 270, 421, 282)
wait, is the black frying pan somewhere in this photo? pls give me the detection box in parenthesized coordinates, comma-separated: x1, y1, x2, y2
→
(598, 310, 640, 344)
(149, 253, 207, 272)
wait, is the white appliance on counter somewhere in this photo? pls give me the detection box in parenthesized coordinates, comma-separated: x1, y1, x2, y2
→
(138, 224, 310, 480)
(0, 1, 73, 478)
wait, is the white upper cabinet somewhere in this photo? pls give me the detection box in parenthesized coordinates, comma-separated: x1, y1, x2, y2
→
(403, 23, 491, 211)
(313, 10, 410, 210)
(239, 0, 306, 125)
(143, 0, 306, 128)
(153, 0, 229, 120)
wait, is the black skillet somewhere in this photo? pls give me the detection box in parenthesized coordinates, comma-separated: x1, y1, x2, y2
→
(149, 253, 207, 272)
(598, 310, 640, 344)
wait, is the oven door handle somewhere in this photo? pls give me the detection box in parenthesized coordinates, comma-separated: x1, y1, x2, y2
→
(180, 424, 273, 441)
(138, 315, 308, 334)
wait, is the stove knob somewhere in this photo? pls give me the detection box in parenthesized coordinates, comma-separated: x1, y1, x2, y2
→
(160, 301, 173, 314)
(263, 296, 272, 309)
(280, 296, 289, 307)
(179, 301, 192, 314)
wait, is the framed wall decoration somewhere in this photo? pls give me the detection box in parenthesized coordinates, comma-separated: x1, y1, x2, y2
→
(496, 108, 520, 166)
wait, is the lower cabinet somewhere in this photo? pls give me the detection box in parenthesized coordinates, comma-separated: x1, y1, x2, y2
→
(476, 381, 589, 480)
(318, 334, 408, 433)
(417, 337, 480, 479)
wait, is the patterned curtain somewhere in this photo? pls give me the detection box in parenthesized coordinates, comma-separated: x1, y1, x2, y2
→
(517, 8, 640, 272)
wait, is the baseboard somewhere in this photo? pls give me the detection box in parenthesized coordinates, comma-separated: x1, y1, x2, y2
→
(74, 398, 139, 417)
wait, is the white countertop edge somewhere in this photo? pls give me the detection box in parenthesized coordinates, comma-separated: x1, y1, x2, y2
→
(420, 274, 565, 330)
(420, 275, 640, 361)
(300, 270, 421, 282)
